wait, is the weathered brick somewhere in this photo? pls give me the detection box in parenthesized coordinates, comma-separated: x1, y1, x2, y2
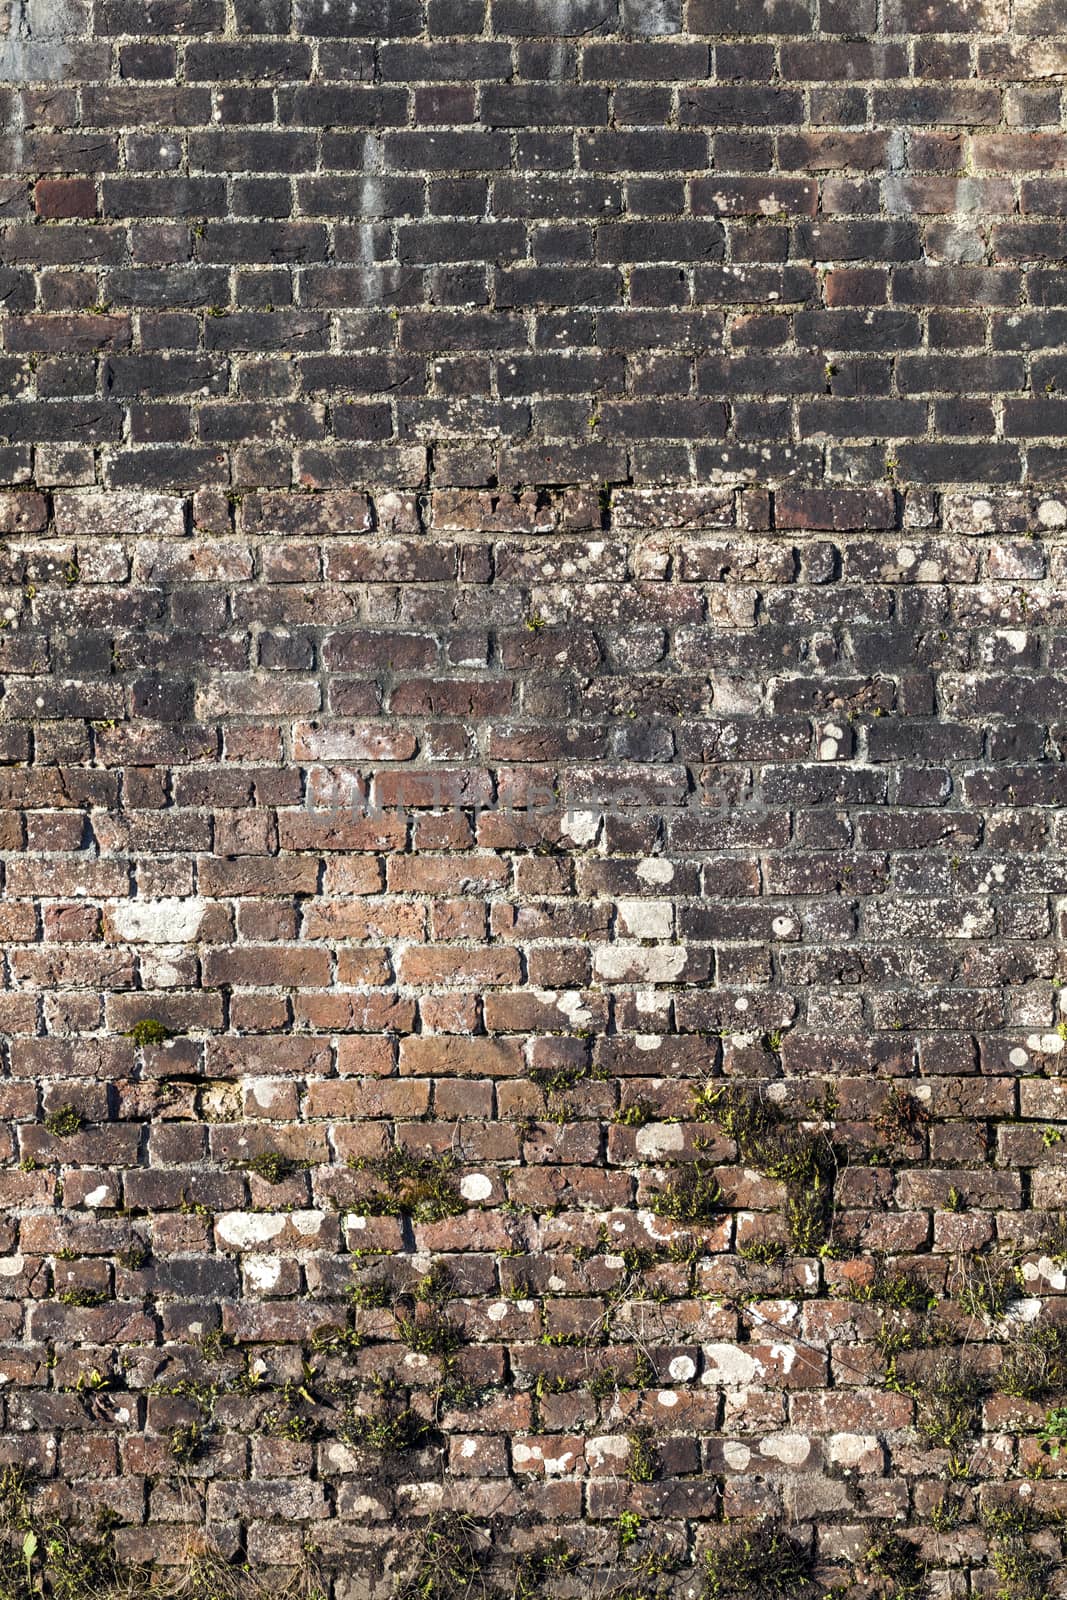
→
(0, 0, 1059, 1581)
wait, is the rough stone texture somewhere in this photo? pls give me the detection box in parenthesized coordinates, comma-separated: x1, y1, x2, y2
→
(2, 1, 1067, 1596)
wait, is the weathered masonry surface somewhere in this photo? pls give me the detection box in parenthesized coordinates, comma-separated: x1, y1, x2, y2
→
(4, 0, 1067, 491)
(4, 2, 1067, 1598)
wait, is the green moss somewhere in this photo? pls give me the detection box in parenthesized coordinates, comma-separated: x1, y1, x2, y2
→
(43, 1105, 82, 1138)
(244, 1151, 295, 1185)
(999, 1320, 1067, 1400)
(349, 1148, 467, 1225)
(395, 1311, 462, 1357)
(849, 1266, 937, 1314)
(647, 1159, 724, 1223)
(861, 1527, 926, 1599)
(124, 1018, 173, 1047)
(914, 1356, 982, 1452)
(626, 1429, 656, 1485)
(701, 1521, 817, 1600)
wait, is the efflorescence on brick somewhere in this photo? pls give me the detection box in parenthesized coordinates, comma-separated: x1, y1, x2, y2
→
(1, 481, 1067, 1596)
(1, 0, 1067, 1595)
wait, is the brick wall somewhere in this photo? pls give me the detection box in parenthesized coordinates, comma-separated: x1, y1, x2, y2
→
(3, 0, 1067, 494)
(3, 0, 1067, 1596)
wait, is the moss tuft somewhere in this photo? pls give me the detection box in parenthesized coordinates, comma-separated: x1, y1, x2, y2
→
(701, 1521, 817, 1600)
(124, 1019, 173, 1047)
(349, 1148, 467, 1225)
(244, 1151, 296, 1185)
(626, 1428, 657, 1484)
(43, 1104, 83, 1138)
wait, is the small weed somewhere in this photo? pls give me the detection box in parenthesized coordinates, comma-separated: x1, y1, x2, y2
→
(646, 1158, 724, 1224)
(346, 1278, 391, 1310)
(341, 1399, 433, 1452)
(73, 1368, 110, 1395)
(198, 1329, 234, 1361)
(414, 1263, 455, 1306)
(875, 1086, 930, 1149)
(915, 1356, 982, 1452)
(274, 1413, 318, 1442)
(1037, 1213, 1067, 1263)
(394, 1513, 489, 1600)
(616, 1512, 642, 1552)
(861, 1526, 927, 1598)
(999, 1319, 1067, 1400)
(849, 1266, 937, 1315)
(308, 1321, 364, 1356)
(116, 1240, 150, 1271)
(0, 1495, 151, 1600)
(56, 1288, 107, 1308)
(395, 1311, 462, 1358)
(695, 1083, 837, 1252)
(953, 1255, 1023, 1321)
(693, 1082, 770, 1143)
(737, 1237, 786, 1264)
(529, 1062, 597, 1094)
(626, 1428, 656, 1484)
(929, 1493, 964, 1533)
(614, 1099, 656, 1128)
(986, 1512, 1051, 1600)
(169, 1422, 206, 1462)
(514, 1542, 578, 1600)
(1038, 1403, 1067, 1458)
